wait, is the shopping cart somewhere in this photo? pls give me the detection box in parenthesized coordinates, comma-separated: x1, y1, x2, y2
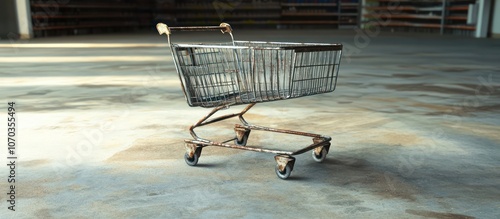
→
(157, 23, 342, 179)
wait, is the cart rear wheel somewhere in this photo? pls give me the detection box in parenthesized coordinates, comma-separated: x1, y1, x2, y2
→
(275, 164, 292, 179)
(184, 152, 199, 166)
(312, 147, 327, 163)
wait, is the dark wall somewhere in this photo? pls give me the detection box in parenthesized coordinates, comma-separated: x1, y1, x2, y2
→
(0, 1, 19, 39)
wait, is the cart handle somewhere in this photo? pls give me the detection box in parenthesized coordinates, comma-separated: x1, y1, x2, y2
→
(156, 23, 232, 36)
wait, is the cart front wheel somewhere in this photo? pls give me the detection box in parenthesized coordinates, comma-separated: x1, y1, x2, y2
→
(312, 147, 328, 163)
(275, 164, 292, 179)
(184, 152, 199, 166)
(234, 134, 249, 146)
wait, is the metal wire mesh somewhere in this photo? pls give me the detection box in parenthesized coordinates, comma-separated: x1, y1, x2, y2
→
(171, 41, 342, 107)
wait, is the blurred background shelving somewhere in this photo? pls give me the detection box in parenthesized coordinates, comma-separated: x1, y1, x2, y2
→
(362, 0, 479, 36)
(30, 0, 156, 37)
(14, 0, 496, 38)
(29, 0, 361, 37)
(280, 0, 360, 28)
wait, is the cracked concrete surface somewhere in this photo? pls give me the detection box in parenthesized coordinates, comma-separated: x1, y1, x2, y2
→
(0, 29, 499, 218)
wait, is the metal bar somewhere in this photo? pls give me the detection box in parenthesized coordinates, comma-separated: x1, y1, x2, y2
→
(199, 113, 240, 127)
(235, 123, 331, 139)
(189, 105, 227, 140)
(286, 45, 343, 52)
(186, 139, 294, 155)
(259, 50, 265, 101)
(221, 138, 236, 144)
(172, 43, 342, 51)
(291, 139, 330, 155)
(186, 134, 330, 156)
(168, 23, 232, 34)
(238, 103, 257, 126)
(190, 103, 256, 140)
(289, 51, 297, 96)
(187, 48, 197, 66)
(440, 0, 447, 35)
(334, 50, 342, 91)
(169, 26, 227, 32)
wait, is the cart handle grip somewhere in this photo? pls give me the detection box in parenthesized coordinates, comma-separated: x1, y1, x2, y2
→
(156, 23, 232, 36)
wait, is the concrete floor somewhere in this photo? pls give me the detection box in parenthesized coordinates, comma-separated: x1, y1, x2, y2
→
(1, 29, 499, 218)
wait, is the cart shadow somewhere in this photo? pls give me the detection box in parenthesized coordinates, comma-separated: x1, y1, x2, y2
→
(284, 176, 309, 181)
(292, 156, 371, 182)
(262, 158, 368, 182)
(192, 163, 220, 168)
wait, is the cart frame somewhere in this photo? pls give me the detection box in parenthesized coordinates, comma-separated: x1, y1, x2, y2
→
(157, 23, 342, 179)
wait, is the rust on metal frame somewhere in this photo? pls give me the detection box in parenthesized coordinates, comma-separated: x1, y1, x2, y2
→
(184, 103, 331, 156)
(275, 155, 295, 172)
(168, 23, 232, 34)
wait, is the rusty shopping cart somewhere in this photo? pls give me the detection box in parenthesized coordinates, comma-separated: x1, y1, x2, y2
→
(156, 23, 342, 179)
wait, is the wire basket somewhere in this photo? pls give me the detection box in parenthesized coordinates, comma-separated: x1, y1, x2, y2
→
(171, 41, 342, 107)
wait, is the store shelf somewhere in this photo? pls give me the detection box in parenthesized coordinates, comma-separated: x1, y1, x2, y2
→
(364, 6, 442, 11)
(30, 0, 155, 37)
(448, 5, 469, 11)
(363, 13, 442, 20)
(282, 12, 338, 16)
(369, 22, 442, 28)
(173, 0, 360, 28)
(282, 3, 338, 7)
(445, 24, 475, 30)
(30, 0, 363, 37)
(446, 15, 468, 21)
(339, 0, 360, 28)
(444, 0, 477, 33)
(30, 3, 147, 9)
(174, 0, 282, 27)
(281, 20, 339, 24)
(281, 0, 360, 28)
(31, 14, 152, 19)
(32, 22, 138, 31)
(362, 0, 476, 36)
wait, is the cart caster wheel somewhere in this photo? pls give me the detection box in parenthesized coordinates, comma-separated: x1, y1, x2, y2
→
(184, 144, 202, 166)
(234, 134, 249, 146)
(184, 152, 199, 166)
(234, 128, 250, 146)
(275, 164, 292, 180)
(312, 147, 328, 163)
(274, 155, 295, 180)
